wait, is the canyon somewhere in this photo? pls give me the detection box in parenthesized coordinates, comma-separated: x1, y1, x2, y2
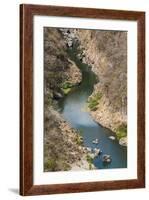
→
(44, 27, 127, 172)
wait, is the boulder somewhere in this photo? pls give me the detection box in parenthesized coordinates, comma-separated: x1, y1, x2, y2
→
(86, 147, 92, 153)
(53, 91, 63, 100)
(92, 138, 99, 144)
(102, 154, 112, 163)
(119, 137, 127, 146)
(108, 136, 116, 140)
(94, 148, 102, 156)
(67, 40, 73, 47)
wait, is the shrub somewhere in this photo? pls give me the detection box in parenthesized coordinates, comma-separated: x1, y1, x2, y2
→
(60, 81, 74, 94)
(44, 159, 57, 171)
(86, 155, 94, 170)
(61, 87, 72, 94)
(116, 124, 127, 140)
(76, 134, 83, 145)
(61, 81, 73, 89)
(86, 154, 93, 164)
(87, 92, 102, 111)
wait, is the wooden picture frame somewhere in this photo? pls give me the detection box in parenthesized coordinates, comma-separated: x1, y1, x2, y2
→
(20, 4, 145, 196)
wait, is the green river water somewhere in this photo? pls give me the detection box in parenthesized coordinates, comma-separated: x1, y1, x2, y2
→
(59, 44, 127, 169)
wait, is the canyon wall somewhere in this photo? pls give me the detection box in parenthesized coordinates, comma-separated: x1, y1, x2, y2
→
(75, 29, 127, 144)
(44, 27, 127, 172)
(44, 28, 92, 171)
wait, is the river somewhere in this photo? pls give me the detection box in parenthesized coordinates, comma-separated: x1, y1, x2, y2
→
(59, 44, 127, 169)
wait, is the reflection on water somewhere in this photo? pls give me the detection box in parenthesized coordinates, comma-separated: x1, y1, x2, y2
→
(59, 46, 127, 169)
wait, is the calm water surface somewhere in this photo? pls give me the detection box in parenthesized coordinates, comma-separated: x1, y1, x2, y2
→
(59, 45, 127, 169)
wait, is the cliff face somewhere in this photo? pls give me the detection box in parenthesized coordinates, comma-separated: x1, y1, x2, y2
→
(75, 30, 127, 142)
(44, 28, 91, 171)
(44, 107, 90, 171)
(44, 28, 81, 107)
(44, 27, 127, 171)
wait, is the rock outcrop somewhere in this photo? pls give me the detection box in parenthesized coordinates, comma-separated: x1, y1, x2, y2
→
(69, 29, 127, 143)
(44, 28, 81, 107)
(44, 28, 92, 171)
(44, 108, 91, 171)
(44, 27, 127, 172)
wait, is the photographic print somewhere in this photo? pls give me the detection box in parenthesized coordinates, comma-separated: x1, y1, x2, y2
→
(44, 28, 127, 172)
(20, 4, 145, 195)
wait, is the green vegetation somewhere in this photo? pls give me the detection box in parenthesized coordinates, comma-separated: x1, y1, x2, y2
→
(87, 92, 102, 111)
(86, 154, 94, 170)
(44, 159, 57, 171)
(116, 124, 127, 140)
(86, 154, 93, 164)
(75, 129, 84, 145)
(61, 87, 72, 94)
(76, 134, 84, 145)
(61, 81, 73, 88)
(61, 81, 74, 95)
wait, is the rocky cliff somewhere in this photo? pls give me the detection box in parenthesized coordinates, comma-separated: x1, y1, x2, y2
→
(44, 28, 81, 107)
(44, 27, 127, 172)
(44, 28, 93, 171)
(74, 29, 127, 145)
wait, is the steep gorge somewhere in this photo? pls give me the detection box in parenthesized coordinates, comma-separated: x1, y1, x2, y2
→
(44, 28, 93, 171)
(74, 29, 127, 145)
(44, 27, 127, 172)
